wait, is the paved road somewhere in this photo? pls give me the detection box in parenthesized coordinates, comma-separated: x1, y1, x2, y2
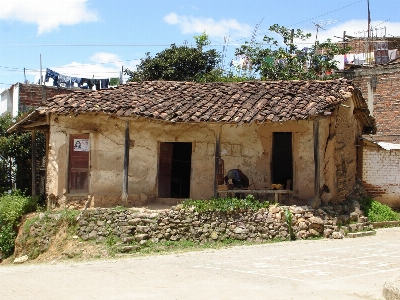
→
(2, 227, 400, 300)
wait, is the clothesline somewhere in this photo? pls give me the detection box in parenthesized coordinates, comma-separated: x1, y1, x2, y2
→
(334, 48, 399, 70)
(44, 68, 121, 90)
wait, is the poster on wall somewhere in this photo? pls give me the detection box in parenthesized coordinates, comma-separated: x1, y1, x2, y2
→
(73, 139, 90, 152)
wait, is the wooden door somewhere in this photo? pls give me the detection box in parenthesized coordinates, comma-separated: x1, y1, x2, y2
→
(68, 134, 89, 193)
(158, 142, 173, 197)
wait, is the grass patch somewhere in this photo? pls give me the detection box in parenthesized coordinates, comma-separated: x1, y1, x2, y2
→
(182, 195, 270, 212)
(359, 197, 400, 222)
(130, 237, 286, 256)
(15, 209, 80, 260)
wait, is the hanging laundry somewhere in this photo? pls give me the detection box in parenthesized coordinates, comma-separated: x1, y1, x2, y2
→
(354, 53, 366, 65)
(389, 49, 398, 61)
(93, 79, 100, 90)
(100, 79, 109, 89)
(80, 78, 94, 89)
(333, 55, 344, 70)
(45, 68, 59, 86)
(58, 74, 72, 88)
(71, 77, 82, 87)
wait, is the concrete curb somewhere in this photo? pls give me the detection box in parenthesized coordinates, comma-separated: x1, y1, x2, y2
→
(346, 230, 376, 238)
(372, 221, 400, 229)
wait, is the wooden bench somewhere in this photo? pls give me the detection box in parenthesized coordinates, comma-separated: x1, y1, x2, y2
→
(217, 189, 293, 203)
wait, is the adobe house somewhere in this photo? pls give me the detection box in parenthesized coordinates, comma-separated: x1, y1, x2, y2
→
(340, 58, 400, 208)
(9, 79, 374, 209)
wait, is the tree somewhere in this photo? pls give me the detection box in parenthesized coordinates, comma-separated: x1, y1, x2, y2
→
(0, 113, 45, 195)
(125, 33, 221, 82)
(235, 24, 351, 80)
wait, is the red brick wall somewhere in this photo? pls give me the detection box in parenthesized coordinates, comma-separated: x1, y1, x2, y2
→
(18, 84, 76, 113)
(342, 65, 400, 135)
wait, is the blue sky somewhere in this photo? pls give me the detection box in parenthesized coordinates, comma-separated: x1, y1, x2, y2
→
(0, 0, 399, 92)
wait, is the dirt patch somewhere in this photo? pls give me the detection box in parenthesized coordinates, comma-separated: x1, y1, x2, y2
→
(2, 212, 114, 265)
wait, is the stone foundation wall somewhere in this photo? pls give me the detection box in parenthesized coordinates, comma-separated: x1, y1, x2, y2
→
(76, 203, 371, 244)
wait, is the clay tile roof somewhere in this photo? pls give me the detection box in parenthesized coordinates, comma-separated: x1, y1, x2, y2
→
(35, 79, 356, 124)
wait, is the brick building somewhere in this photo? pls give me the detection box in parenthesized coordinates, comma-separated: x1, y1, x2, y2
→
(341, 59, 400, 208)
(0, 83, 78, 117)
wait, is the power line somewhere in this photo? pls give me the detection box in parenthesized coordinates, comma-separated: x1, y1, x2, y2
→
(229, 0, 364, 44)
(0, 44, 179, 47)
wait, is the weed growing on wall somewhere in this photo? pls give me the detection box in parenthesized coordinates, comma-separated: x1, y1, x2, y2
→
(360, 197, 400, 222)
(182, 195, 270, 212)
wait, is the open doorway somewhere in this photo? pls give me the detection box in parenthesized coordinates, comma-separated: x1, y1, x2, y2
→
(272, 132, 293, 189)
(158, 142, 192, 198)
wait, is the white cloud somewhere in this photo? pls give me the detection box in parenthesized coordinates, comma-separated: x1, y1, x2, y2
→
(0, 0, 98, 34)
(89, 52, 124, 67)
(163, 12, 252, 40)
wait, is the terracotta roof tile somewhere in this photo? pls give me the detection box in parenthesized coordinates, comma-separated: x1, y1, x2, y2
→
(37, 79, 357, 123)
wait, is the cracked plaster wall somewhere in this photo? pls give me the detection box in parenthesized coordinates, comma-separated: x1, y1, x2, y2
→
(320, 97, 363, 204)
(46, 108, 361, 208)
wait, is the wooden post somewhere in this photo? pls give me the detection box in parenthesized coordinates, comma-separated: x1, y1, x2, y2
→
(313, 119, 320, 208)
(31, 130, 37, 197)
(213, 133, 220, 198)
(122, 120, 129, 206)
(45, 130, 50, 208)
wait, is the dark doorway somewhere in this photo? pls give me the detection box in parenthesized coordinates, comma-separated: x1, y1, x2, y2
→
(158, 142, 192, 198)
(272, 132, 293, 189)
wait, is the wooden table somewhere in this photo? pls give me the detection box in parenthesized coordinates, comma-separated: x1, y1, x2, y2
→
(217, 189, 293, 203)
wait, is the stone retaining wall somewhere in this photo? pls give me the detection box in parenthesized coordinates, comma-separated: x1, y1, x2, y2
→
(76, 203, 372, 245)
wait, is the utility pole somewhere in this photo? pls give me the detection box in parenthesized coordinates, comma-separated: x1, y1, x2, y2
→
(290, 29, 294, 54)
(39, 54, 43, 85)
(367, 0, 371, 38)
(342, 31, 346, 49)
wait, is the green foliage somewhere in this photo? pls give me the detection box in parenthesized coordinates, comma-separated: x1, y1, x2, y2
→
(182, 195, 270, 212)
(235, 24, 351, 80)
(0, 191, 38, 258)
(0, 222, 16, 258)
(284, 208, 295, 241)
(0, 113, 46, 194)
(194, 31, 211, 50)
(125, 33, 221, 82)
(196, 69, 256, 83)
(359, 198, 400, 222)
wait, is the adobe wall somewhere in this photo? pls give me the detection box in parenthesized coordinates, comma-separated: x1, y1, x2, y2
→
(362, 142, 400, 208)
(46, 110, 359, 208)
(47, 116, 322, 206)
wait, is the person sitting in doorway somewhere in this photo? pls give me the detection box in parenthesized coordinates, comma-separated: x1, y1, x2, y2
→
(224, 169, 249, 189)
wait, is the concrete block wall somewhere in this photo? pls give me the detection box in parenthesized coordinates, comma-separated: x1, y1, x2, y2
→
(362, 146, 400, 207)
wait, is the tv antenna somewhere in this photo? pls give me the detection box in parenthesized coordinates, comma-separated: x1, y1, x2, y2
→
(221, 35, 230, 69)
(250, 17, 264, 46)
